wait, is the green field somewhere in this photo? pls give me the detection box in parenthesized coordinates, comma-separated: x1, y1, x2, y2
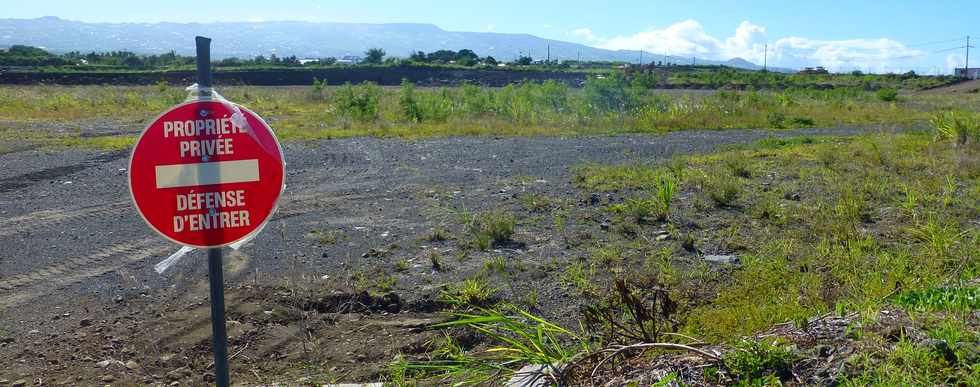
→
(0, 75, 977, 152)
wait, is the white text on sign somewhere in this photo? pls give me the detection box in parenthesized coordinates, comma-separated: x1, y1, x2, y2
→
(172, 189, 252, 232)
(162, 117, 248, 159)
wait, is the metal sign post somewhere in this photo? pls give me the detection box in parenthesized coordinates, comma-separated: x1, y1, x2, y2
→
(196, 36, 230, 387)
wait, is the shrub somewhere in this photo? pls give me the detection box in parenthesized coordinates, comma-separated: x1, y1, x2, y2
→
(399, 79, 421, 122)
(334, 81, 381, 121)
(724, 339, 797, 383)
(583, 73, 643, 114)
(311, 77, 326, 101)
(876, 87, 898, 101)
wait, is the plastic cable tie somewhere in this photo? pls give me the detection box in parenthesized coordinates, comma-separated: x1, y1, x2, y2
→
(155, 246, 195, 274)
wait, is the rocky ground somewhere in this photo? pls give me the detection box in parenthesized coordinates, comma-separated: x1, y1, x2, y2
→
(0, 125, 884, 385)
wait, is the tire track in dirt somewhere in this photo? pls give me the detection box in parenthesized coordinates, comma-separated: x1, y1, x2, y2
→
(0, 201, 130, 238)
(0, 237, 169, 308)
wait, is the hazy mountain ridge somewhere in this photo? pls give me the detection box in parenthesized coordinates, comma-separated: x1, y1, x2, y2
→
(0, 17, 789, 71)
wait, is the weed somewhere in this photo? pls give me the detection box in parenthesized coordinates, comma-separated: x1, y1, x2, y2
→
(465, 210, 516, 250)
(893, 286, 979, 313)
(931, 110, 979, 146)
(376, 273, 396, 292)
(521, 193, 553, 213)
(482, 256, 507, 276)
(521, 289, 539, 308)
(723, 154, 752, 178)
(442, 277, 498, 307)
(394, 258, 410, 272)
(582, 279, 677, 343)
(404, 305, 585, 384)
(705, 174, 740, 207)
(655, 174, 677, 220)
(307, 229, 344, 245)
(429, 249, 445, 271)
(560, 259, 597, 295)
(425, 226, 450, 242)
(723, 339, 797, 383)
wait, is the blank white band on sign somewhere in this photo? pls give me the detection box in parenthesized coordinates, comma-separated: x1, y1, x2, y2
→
(155, 159, 259, 189)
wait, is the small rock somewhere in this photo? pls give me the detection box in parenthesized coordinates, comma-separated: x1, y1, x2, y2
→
(703, 254, 740, 265)
(11, 379, 27, 387)
(96, 359, 112, 368)
(203, 373, 215, 383)
(79, 319, 93, 327)
(923, 339, 956, 363)
(125, 360, 139, 370)
(883, 325, 909, 342)
(588, 193, 600, 205)
(655, 234, 671, 241)
(101, 375, 115, 383)
(817, 345, 833, 358)
(0, 337, 14, 344)
(784, 192, 801, 201)
(599, 222, 610, 231)
(113, 296, 124, 303)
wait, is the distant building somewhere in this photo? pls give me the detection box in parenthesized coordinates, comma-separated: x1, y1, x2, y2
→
(798, 66, 829, 75)
(298, 58, 319, 65)
(336, 55, 361, 65)
(954, 67, 980, 79)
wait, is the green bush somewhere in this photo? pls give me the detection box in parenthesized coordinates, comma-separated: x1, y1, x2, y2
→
(724, 339, 797, 383)
(399, 79, 421, 122)
(334, 81, 381, 121)
(876, 87, 898, 102)
(583, 73, 643, 114)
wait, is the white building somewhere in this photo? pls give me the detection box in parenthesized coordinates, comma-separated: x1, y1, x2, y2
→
(336, 55, 361, 65)
(954, 68, 980, 79)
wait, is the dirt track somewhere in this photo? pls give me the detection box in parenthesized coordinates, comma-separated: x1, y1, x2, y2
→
(0, 126, 883, 384)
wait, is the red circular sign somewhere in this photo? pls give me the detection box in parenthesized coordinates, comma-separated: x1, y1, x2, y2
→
(129, 100, 285, 248)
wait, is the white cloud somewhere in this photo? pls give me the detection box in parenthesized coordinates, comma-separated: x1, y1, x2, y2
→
(946, 54, 964, 72)
(486, 24, 495, 32)
(573, 19, 925, 72)
(572, 28, 597, 41)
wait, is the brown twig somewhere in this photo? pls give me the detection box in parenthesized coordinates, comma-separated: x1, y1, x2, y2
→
(589, 342, 721, 379)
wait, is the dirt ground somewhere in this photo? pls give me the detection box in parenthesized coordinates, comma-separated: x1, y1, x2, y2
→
(0, 124, 883, 385)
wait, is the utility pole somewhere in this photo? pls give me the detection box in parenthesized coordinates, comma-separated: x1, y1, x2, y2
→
(763, 43, 768, 71)
(967, 35, 971, 77)
(547, 44, 550, 63)
(639, 49, 643, 65)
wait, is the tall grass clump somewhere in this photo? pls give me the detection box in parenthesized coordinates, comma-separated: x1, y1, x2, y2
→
(931, 110, 979, 146)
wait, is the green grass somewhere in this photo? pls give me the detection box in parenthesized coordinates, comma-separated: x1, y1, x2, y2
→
(893, 286, 980, 313)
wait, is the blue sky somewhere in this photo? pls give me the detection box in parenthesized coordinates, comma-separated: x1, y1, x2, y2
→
(5, 0, 978, 72)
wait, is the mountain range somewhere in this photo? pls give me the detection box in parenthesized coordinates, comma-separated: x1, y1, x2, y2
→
(0, 17, 789, 71)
